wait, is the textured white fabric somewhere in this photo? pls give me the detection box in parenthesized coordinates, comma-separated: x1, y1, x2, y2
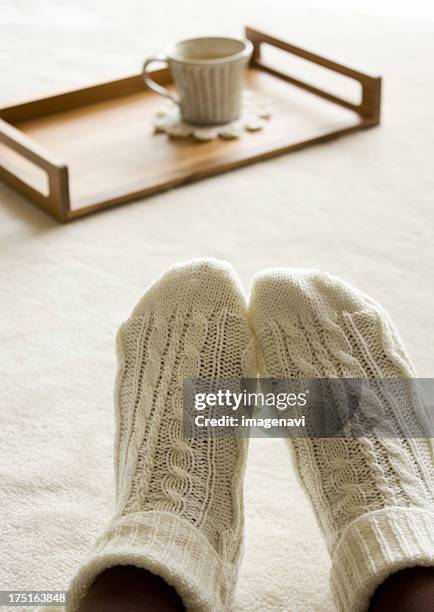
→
(1, 2, 434, 612)
(67, 259, 256, 611)
(249, 269, 434, 612)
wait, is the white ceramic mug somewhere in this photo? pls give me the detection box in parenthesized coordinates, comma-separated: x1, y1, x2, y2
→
(143, 36, 253, 126)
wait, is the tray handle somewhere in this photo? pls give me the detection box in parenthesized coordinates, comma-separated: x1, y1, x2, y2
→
(246, 26, 381, 125)
(0, 119, 70, 222)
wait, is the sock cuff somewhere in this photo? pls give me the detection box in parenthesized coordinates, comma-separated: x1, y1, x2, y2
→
(330, 506, 434, 612)
(67, 510, 235, 612)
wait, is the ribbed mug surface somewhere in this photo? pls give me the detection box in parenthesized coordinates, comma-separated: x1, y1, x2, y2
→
(171, 56, 251, 125)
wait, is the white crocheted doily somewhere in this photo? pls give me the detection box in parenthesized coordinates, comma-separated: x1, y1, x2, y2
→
(152, 90, 272, 141)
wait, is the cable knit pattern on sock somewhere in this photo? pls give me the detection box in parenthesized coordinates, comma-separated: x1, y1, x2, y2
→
(67, 259, 256, 612)
(249, 269, 434, 612)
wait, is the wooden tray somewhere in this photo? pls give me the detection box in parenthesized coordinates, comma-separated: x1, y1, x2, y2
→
(0, 27, 381, 222)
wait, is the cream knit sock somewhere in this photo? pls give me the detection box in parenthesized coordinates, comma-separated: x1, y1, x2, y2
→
(249, 269, 434, 612)
(67, 259, 256, 612)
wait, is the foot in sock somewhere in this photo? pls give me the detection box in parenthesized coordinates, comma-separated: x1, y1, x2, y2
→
(249, 268, 434, 612)
(67, 259, 256, 612)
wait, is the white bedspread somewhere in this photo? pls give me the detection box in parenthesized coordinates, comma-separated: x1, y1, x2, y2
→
(1, 2, 433, 610)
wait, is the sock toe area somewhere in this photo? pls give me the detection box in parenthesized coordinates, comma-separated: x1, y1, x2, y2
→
(131, 258, 246, 318)
(250, 268, 376, 325)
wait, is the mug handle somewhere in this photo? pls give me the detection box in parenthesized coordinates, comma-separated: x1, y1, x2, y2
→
(142, 55, 180, 105)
